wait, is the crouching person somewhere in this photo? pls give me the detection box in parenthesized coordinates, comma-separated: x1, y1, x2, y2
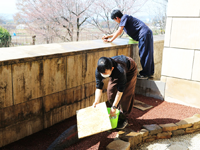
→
(93, 55, 137, 129)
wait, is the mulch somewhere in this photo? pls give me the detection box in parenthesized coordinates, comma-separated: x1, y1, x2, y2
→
(1, 94, 200, 150)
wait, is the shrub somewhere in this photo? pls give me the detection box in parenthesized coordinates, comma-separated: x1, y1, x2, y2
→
(0, 26, 11, 47)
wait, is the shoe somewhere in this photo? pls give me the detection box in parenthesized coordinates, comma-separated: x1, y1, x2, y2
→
(137, 74, 148, 79)
(116, 119, 128, 130)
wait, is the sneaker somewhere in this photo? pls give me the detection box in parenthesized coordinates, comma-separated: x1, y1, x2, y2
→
(137, 74, 148, 79)
(116, 120, 128, 130)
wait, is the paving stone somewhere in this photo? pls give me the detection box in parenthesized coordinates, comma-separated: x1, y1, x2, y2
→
(139, 129, 149, 137)
(157, 132, 172, 139)
(76, 102, 112, 139)
(143, 124, 162, 135)
(118, 128, 142, 149)
(172, 129, 185, 136)
(159, 123, 178, 131)
(106, 140, 130, 150)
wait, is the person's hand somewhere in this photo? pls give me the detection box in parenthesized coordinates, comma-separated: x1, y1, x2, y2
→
(93, 101, 99, 108)
(102, 35, 108, 40)
(103, 38, 112, 43)
(110, 107, 116, 118)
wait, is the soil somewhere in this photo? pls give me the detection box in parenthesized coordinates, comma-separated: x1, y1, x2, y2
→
(1, 94, 200, 150)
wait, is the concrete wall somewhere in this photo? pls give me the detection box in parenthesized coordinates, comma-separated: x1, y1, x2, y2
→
(0, 38, 163, 147)
(162, 0, 200, 108)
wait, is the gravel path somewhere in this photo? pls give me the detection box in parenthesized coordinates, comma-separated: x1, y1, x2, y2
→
(136, 131, 200, 150)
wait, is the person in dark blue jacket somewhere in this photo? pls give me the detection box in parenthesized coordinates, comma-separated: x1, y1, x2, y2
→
(102, 9, 154, 79)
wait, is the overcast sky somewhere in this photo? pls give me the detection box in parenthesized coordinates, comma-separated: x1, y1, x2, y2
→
(0, 0, 17, 14)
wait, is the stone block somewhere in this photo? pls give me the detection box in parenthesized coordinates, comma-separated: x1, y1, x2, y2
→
(192, 50, 200, 82)
(164, 17, 172, 47)
(172, 129, 185, 136)
(165, 77, 200, 109)
(85, 97, 90, 108)
(157, 132, 172, 139)
(131, 44, 141, 71)
(67, 54, 84, 88)
(185, 127, 196, 134)
(84, 51, 101, 84)
(135, 79, 150, 95)
(176, 120, 192, 129)
(0, 65, 12, 108)
(43, 91, 65, 113)
(146, 80, 165, 100)
(193, 114, 200, 129)
(12, 61, 45, 104)
(139, 129, 149, 137)
(161, 48, 194, 80)
(179, 115, 200, 129)
(2, 116, 43, 147)
(80, 99, 85, 110)
(43, 57, 66, 95)
(74, 85, 85, 102)
(106, 140, 130, 150)
(159, 123, 178, 131)
(1, 97, 43, 128)
(143, 124, 162, 135)
(153, 40, 164, 80)
(0, 129, 2, 147)
(193, 124, 200, 130)
(66, 88, 74, 104)
(170, 18, 200, 49)
(44, 104, 72, 128)
(144, 135, 156, 143)
(89, 95, 95, 106)
(85, 82, 95, 98)
(167, 0, 200, 17)
(118, 47, 129, 57)
(160, 76, 167, 83)
(118, 128, 142, 148)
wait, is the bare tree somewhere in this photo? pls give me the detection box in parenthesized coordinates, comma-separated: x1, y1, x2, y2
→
(88, 0, 148, 35)
(151, 0, 168, 34)
(15, 0, 94, 43)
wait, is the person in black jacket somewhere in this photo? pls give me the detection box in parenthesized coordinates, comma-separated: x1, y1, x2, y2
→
(93, 55, 137, 129)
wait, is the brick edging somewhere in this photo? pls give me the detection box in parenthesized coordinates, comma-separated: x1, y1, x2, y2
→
(107, 114, 200, 150)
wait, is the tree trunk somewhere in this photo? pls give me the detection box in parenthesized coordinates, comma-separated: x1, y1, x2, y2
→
(77, 18, 80, 41)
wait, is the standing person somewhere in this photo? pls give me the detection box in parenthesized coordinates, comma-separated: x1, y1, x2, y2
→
(93, 55, 137, 129)
(102, 9, 154, 79)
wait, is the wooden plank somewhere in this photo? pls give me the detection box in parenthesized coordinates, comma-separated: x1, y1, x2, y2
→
(76, 102, 112, 139)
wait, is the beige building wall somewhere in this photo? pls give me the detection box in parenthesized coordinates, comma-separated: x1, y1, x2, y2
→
(162, 0, 200, 108)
